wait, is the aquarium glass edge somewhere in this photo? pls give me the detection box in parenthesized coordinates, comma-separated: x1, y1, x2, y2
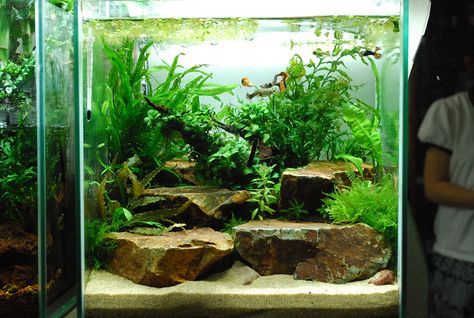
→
(36, 0, 47, 316)
(74, 0, 85, 316)
(398, 0, 409, 317)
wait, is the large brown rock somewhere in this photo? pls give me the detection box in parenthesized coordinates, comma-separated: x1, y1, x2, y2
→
(279, 161, 373, 213)
(107, 228, 234, 287)
(138, 186, 250, 227)
(234, 220, 391, 283)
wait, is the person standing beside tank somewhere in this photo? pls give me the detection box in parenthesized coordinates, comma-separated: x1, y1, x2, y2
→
(418, 87, 474, 318)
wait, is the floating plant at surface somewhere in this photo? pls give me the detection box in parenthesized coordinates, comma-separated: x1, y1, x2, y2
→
(85, 18, 258, 45)
(319, 174, 398, 249)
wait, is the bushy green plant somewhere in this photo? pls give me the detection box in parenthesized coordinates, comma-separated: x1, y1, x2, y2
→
(319, 174, 398, 248)
(226, 45, 382, 170)
(100, 39, 157, 165)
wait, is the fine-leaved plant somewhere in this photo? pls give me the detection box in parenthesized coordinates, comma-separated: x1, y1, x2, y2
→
(319, 174, 398, 249)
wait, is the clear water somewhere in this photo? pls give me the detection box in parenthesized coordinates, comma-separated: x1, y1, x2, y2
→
(85, 16, 400, 109)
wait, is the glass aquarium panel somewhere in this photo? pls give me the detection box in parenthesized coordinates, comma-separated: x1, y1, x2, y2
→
(81, 0, 405, 316)
(37, 0, 78, 315)
(0, 0, 38, 316)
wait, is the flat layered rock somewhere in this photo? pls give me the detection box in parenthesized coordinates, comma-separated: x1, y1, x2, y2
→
(279, 161, 373, 213)
(234, 220, 391, 283)
(139, 186, 250, 226)
(107, 228, 234, 287)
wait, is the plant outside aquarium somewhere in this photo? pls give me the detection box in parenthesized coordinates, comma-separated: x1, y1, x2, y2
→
(81, 7, 403, 316)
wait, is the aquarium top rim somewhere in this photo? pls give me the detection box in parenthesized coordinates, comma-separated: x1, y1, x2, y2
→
(80, 0, 401, 20)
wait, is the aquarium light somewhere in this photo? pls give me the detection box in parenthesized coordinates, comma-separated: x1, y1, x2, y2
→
(82, 0, 401, 20)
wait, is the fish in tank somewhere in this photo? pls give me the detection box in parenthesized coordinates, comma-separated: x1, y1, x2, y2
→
(79, 0, 404, 316)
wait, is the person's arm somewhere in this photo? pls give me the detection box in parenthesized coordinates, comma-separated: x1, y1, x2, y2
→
(424, 146, 474, 209)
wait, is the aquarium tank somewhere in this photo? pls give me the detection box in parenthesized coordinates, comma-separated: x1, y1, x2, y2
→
(35, 0, 407, 317)
(0, 0, 79, 317)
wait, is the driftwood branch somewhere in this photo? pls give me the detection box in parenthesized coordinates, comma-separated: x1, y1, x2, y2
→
(143, 96, 263, 170)
(144, 96, 171, 114)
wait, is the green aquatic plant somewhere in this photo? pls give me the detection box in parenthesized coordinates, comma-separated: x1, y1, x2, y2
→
(0, 55, 36, 228)
(96, 38, 184, 181)
(248, 165, 280, 220)
(146, 100, 253, 187)
(279, 199, 309, 220)
(319, 174, 398, 248)
(226, 45, 382, 169)
(96, 155, 160, 218)
(0, 131, 36, 226)
(340, 101, 382, 169)
(144, 54, 254, 187)
(85, 218, 117, 269)
(87, 156, 174, 269)
(99, 38, 244, 188)
(145, 53, 237, 113)
(221, 213, 247, 234)
(100, 39, 156, 165)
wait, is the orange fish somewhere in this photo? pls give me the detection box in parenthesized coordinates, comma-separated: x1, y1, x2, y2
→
(273, 71, 288, 92)
(241, 77, 255, 87)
